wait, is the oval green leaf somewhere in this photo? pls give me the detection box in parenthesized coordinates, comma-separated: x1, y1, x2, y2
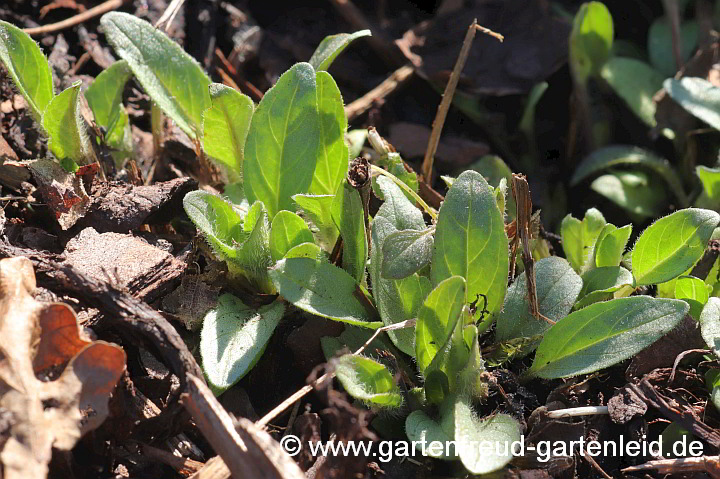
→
(528, 296, 689, 379)
(269, 210, 314, 261)
(594, 223, 632, 268)
(431, 170, 508, 316)
(203, 83, 254, 177)
(309, 30, 371, 71)
(600, 57, 664, 126)
(0, 20, 54, 121)
(200, 294, 285, 392)
(269, 257, 380, 328)
(101, 12, 211, 138)
(331, 180, 367, 282)
(700, 297, 720, 358)
(665, 77, 720, 131)
(42, 82, 95, 169)
(244, 62, 319, 217)
(631, 208, 720, 286)
(335, 354, 403, 407)
(569, 1, 613, 84)
(310, 71, 348, 196)
(381, 227, 434, 280)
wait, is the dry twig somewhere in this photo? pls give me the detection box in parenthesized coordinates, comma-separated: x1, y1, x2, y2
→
(23, 0, 125, 35)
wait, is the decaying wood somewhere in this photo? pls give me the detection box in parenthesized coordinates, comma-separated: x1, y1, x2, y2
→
(182, 374, 305, 479)
(0, 241, 204, 394)
(510, 174, 554, 325)
(622, 455, 720, 478)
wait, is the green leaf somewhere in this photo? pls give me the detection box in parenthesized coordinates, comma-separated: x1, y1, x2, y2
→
(203, 83, 254, 177)
(696, 166, 720, 206)
(665, 77, 720, 131)
(269, 257, 380, 327)
(228, 201, 274, 293)
(431, 170, 508, 316)
(376, 152, 418, 201)
(591, 170, 667, 219)
(631, 208, 720, 286)
(85, 60, 133, 164)
(405, 405, 456, 460)
(335, 354, 403, 407)
(42, 82, 94, 169)
(370, 176, 427, 355)
(269, 210, 314, 261)
(244, 63, 319, 216)
(595, 224, 632, 267)
(200, 294, 284, 392)
(284, 242, 326, 260)
(309, 30, 371, 71)
(293, 194, 338, 249)
(496, 257, 582, 343)
(100, 12, 211, 138)
(675, 275, 710, 320)
(561, 208, 606, 273)
(528, 296, 689, 379)
(600, 57, 664, 126)
(454, 397, 521, 475)
(569, 1, 613, 85)
(465, 155, 515, 220)
(570, 146, 688, 206)
(331, 181, 367, 282)
(648, 18, 697, 77)
(310, 71, 348, 196)
(700, 297, 720, 358)
(575, 266, 634, 310)
(183, 190, 247, 262)
(381, 228, 434, 280)
(0, 20, 54, 122)
(415, 276, 466, 374)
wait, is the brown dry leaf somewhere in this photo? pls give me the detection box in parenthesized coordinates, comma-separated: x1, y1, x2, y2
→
(29, 159, 91, 230)
(0, 257, 126, 479)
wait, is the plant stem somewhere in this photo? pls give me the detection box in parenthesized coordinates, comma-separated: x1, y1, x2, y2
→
(370, 164, 437, 221)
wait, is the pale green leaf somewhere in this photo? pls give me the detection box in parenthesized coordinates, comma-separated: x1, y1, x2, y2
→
(454, 397, 521, 475)
(465, 155, 515, 220)
(496, 257, 582, 343)
(0, 20, 54, 121)
(101, 12, 211, 138)
(203, 83, 254, 177)
(244, 62, 319, 216)
(284, 242, 326, 261)
(381, 228, 434, 279)
(575, 266, 634, 310)
(529, 296, 689, 378)
(431, 170, 508, 316)
(293, 194, 338, 249)
(696, 166, 720, 206)
(269, 210, 314, 261)
(335, 354, 403, 407)
(200, 294, 284, 391)
(675, 275, 711, 319)
(665, 77, 720, 131)
(183, 190, 247, 262)
(309, 30, 371, 71)
(632, 208, 720, 286)
(228, 201, 274, 293)
(269, 257, 380, 327)
(405, 399, 457, 459)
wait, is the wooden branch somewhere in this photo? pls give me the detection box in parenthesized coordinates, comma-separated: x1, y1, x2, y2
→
(23, 0, 126, 36)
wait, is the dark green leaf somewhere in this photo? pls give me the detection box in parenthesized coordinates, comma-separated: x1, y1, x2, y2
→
(528, 296, 689, 378)
(331, 180, 367, 282)
(571, 146, 687, 206)
(600, 57, 664, 126)
(700, 297, 720, 358)
(665, 77, 720, 131)
(648, 18, 697, 77)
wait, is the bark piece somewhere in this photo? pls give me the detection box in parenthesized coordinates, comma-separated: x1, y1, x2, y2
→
(608, 387, 647, 424)
(63, 228, 186, 301)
